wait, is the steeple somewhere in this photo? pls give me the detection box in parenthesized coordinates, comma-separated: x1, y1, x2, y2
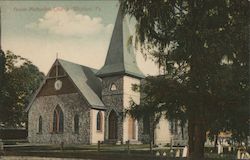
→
(96, 6, 144, 79)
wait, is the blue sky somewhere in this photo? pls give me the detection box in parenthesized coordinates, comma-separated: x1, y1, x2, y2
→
(0, 1, 158, 75)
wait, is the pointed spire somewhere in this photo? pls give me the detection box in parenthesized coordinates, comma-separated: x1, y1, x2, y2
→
(96, 6, 144, 79)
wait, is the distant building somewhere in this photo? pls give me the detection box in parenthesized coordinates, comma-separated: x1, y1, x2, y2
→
(26, 7, 187, 145)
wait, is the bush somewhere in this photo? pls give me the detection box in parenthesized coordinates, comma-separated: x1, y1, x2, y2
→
(0, 128, 27, 140)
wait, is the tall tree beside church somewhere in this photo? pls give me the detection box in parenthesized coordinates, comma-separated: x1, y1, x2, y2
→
(0, 51, 44, 127)
(121, 0, 249, 159)
(0, 50, 4, 84)
(0, 49, 5, 123)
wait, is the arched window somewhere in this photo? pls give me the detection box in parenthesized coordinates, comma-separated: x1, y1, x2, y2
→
(96, 111, 103, 131)
(74, 114, 79, 133)
(53, 106, 64, 133)
(38, 116, 42, 134)
(110, 83, 117, 91)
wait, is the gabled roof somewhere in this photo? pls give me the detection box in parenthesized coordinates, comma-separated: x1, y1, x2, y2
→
(25, 59, 105, 112)
(96, 7, 145, 79)
(58, 59, 104, 109)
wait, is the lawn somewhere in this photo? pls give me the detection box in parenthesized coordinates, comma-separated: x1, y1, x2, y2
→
(2, 143, 237, 160)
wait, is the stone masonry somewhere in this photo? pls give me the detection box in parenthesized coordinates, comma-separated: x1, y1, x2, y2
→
(28, 93, 91, 144)
(101, 76, 124, 142)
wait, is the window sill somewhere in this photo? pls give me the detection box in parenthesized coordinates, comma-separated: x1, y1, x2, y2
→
(50, 132, 64, 134)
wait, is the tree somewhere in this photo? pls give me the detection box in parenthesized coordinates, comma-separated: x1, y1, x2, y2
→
(0, 49, 5, 85)
(129, 77, 164, 147)
(121, 0, 249, 159)
(129, 75, 187, 151)
(0, 51, 44, 127)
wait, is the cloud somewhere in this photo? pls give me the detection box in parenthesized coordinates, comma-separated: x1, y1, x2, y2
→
(26, 7, 113, 37)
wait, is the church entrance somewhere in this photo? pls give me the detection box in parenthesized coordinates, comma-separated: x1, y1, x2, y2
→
(108, 110, 118, 140)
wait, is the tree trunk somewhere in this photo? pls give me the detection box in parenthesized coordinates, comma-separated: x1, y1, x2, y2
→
(149, 116, 155, 145)
(188, 117, 206, 160)
(214, 134, 218, 150)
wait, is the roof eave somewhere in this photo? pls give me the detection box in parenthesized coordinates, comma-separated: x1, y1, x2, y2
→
(97, 71, 145, 79)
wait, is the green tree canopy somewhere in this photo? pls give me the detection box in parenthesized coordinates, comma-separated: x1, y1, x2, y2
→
(0, 49, 5, 85)
(121, 0, 249, 159)
(0, 51, 44, 127)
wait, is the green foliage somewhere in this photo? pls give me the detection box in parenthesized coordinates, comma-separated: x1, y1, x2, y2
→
(121, 0, 249, 158)
(0, 50, 5, 86)
(0, 50, 44, 127)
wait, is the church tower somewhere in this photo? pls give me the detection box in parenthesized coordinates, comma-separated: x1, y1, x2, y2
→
(96, 7, 144, 143)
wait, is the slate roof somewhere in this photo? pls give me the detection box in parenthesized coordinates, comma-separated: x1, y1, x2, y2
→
(96, 7, 145, 79)
(25, 59, 105, 112)
(58, 59, 104, 109)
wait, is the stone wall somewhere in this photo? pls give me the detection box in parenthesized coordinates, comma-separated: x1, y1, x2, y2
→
(101, 75, 142, 143)
(101, 76, 124, 142)
(28, 93, 91, 144)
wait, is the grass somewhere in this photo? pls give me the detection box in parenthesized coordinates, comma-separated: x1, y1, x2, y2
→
(4, 143, 150, 151)
(2, 143, 238, 160)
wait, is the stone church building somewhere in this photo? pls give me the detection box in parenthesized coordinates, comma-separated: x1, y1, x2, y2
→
(26, 8, 187, 145)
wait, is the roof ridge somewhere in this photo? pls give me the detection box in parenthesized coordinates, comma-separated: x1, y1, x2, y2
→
(58, 58, 99, 71)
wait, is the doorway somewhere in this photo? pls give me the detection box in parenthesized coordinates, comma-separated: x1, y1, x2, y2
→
(108, 110, 118, 140)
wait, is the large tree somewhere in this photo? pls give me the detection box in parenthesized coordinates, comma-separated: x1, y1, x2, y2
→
(0, 51, 44, 127)
(0, 50, 5, 85)
(121, 0, 249, 159)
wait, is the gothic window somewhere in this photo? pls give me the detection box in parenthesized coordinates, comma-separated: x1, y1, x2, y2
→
(53, 105, 64, 133)
(38, 116, 42, 134)
(74, 114, 79, 133)
(143, 117, 150, 134)
(96, 111, 103, 131)
(110, 83, 117, 91)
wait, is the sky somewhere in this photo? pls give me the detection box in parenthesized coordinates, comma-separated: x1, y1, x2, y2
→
(0, 0, 159, 76)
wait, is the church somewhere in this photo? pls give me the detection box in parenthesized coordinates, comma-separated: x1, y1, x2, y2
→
(26, 7, 187, 145)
